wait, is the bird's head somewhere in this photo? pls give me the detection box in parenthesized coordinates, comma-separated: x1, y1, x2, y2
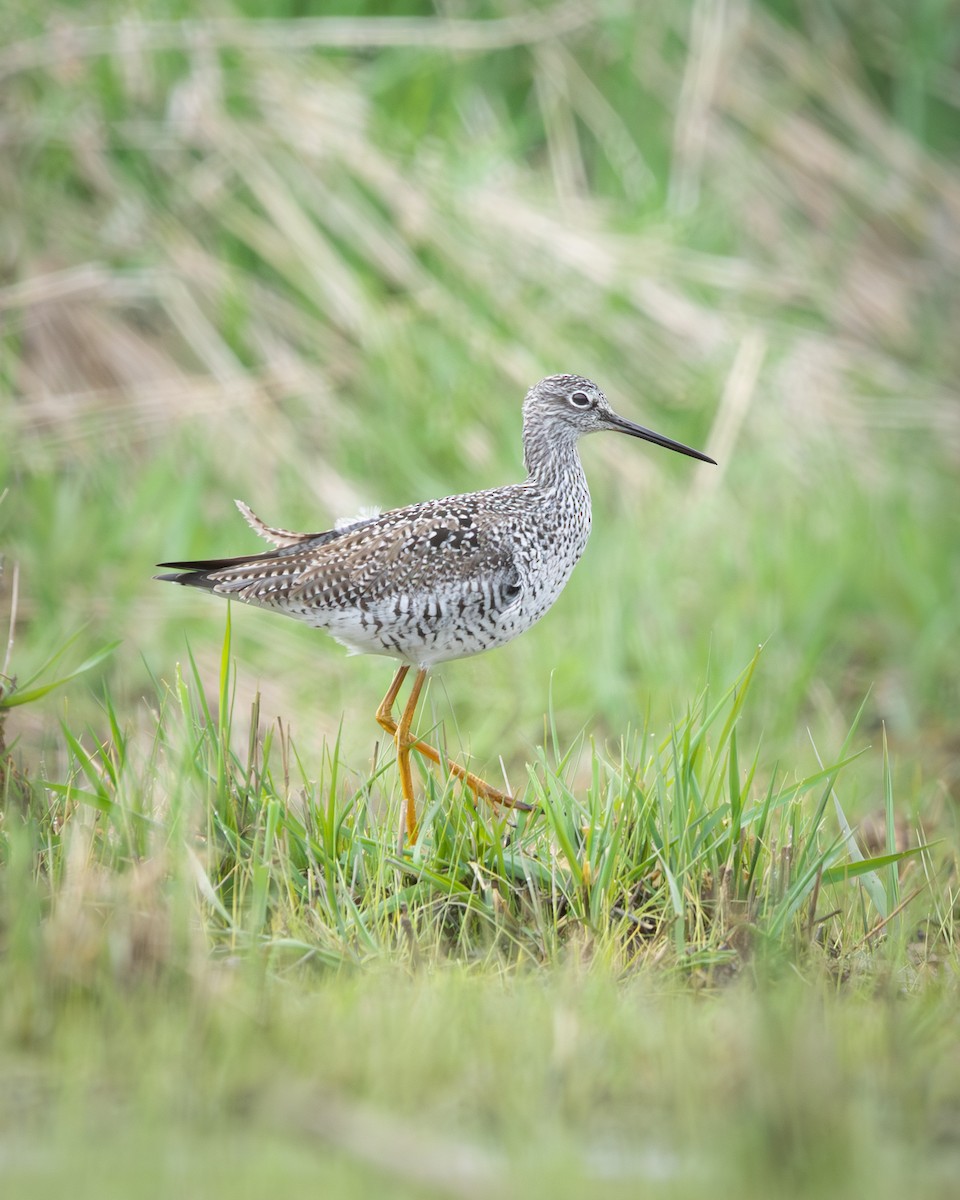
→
(523, 374, 716, 464)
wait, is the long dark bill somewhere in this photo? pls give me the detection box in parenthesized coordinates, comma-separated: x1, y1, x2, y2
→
(607, 412, 716, 465)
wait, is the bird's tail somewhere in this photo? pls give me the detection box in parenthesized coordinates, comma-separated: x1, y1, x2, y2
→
(155, 553, 268, 591)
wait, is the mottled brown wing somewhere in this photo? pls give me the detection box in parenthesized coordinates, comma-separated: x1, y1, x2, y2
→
(157, 506, 387, 600)
(288, 496, 523, 613)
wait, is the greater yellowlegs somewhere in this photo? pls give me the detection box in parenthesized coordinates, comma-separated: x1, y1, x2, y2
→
(158, 374, 715, 841)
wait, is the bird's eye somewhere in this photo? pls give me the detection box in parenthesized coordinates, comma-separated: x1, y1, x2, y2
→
(570, 391, 592, 408)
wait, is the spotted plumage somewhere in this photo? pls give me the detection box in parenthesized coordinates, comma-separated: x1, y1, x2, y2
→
(158, 374, 715, 841)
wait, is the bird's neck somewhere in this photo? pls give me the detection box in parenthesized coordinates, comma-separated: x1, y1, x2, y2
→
(522, 420, 587, 495)
(522, 422, 592, 565)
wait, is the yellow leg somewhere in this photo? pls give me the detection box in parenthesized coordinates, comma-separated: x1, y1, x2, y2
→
(376, 665, 417, 841)
(395, 668, 427, 843)
(375, 664, 410, 729)
(375, 665, 532, 843)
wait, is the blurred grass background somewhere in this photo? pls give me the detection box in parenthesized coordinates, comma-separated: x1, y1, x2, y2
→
(2, 0, 958, 800)
(2, 1, 960, 1195)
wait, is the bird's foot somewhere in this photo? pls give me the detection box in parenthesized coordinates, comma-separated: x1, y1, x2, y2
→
(376, 666, 536, 841)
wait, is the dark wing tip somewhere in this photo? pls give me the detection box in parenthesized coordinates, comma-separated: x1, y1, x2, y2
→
(156, 557, 246, 571)
(155, 571, 185, 583)
(155, 559, 238, 590)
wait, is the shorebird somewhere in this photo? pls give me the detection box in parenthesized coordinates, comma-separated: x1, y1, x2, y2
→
(158, 374, 715, 842)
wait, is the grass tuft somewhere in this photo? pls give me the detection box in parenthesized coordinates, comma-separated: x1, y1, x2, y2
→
(3, 621, 937, 996)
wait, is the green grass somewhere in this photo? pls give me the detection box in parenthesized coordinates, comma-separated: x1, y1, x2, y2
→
(1, 616, 953, 1196)
(2, 1, 960, 1195)
(8, 620, 929, 970)
(5, 968, 960, 1199)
